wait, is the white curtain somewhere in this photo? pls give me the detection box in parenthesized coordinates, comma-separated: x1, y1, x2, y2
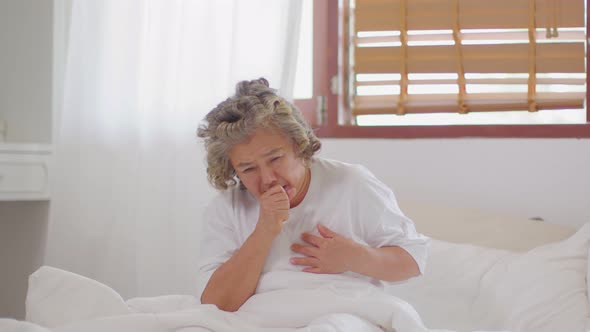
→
(46, 0, 302, 299)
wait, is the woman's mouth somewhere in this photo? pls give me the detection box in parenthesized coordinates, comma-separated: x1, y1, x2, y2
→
(283, 185, 296, 200)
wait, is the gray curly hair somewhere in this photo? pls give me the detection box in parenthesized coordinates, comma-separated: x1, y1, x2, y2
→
(197, 78, 321, 190)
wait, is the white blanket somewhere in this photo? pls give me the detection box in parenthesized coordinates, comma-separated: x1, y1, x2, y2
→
(18, 266, 454, 332)
(53, 291, 431, 332)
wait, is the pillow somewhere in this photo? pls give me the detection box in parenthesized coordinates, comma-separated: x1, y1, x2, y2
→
(472, 223, 590, 332)
(26, 266, 130, 328)
(387, 223, 590, 332)
(388, 239, 509, 331)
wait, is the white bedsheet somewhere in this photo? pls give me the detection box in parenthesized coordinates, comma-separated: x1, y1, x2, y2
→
(18, 266, 458, 332)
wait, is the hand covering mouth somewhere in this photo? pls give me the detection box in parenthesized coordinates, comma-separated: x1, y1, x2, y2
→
(283, 185, 297, 201)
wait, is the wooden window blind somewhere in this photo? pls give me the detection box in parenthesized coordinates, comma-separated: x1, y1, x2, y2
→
(348, 0, 586, 116)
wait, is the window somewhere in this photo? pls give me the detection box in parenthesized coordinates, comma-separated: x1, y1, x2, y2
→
(294, 0, 590, 138)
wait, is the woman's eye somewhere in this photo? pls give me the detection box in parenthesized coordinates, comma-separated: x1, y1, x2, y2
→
(271, 156, 281, 162)
(243, 168, 253, 173)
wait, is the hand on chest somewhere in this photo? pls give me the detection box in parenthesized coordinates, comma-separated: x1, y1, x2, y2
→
(262, 207, 367, 273)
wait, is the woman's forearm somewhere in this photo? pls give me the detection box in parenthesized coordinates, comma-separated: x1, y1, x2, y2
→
(200, 228, 274, 312)
(350, 245, 420, 282)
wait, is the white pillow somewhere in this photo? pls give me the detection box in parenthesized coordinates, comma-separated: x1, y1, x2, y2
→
(26, 266, 130, 328)
(472, 223, 590, 332)
(388, 223, 590, 332)
(388, 239, 509, 331)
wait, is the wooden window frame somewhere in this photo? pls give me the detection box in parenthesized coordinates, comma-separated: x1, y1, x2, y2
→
(294, 0, 590, 138)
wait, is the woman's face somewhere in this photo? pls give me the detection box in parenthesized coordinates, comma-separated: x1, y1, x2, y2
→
(228, 128, 308, 206)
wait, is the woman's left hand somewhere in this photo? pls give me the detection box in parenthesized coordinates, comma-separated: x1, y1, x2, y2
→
(290, 224, 365, 274)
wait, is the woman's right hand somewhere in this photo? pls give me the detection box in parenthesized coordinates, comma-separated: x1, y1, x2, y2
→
(256, 185, 290, 238)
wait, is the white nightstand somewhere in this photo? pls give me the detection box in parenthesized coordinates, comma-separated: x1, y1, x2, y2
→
(0, 144, 52, 201)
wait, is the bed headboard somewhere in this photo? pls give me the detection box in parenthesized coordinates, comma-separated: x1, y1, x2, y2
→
(400, 201, 576, 252)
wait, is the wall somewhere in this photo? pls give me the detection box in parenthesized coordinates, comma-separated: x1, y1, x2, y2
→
(0, 202, 49, 319)
(0, 0, 53, 143)
(320, 138, 590, 228)
(0, 0, 53, 319)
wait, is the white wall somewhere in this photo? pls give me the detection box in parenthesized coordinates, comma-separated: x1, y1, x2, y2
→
(0, 0, 53, 143)
(0, 0, 53, 319)
(0, 202, 49, 319)
(320, 138, 590, 228)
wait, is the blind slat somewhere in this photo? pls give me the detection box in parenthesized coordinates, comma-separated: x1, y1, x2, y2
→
(355, 43, 585, 74)
(356, 0, 584, 31)
(353, 92, 584, 115)
(355, 77, 586, 85)
(355, 92, 585, 105)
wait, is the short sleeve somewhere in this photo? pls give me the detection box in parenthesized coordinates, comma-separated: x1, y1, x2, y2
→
(369, 203, 430, 275)
(196, 194, 240, 300)
(355, 166, 430, 275)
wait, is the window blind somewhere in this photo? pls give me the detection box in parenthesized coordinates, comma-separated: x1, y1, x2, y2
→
(349, 0, 586, 116)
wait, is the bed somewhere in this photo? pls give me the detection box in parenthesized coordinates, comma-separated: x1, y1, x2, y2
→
(396, 201, 587, 332)
(1, 202, 588, 332)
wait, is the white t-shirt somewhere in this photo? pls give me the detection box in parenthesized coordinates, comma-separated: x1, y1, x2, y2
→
(196, 157, 429, 297)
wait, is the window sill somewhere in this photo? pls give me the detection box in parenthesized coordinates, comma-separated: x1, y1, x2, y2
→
(313, 123, 590, 139)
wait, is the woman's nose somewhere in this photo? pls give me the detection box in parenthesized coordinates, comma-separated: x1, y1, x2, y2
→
(260, 166, 278, 187)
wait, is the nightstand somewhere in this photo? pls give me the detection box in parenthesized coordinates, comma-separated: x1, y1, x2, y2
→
(0, 144, 51, 201)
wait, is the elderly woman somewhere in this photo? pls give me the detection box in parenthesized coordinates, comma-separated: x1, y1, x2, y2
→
(196, 78, 429, 313)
